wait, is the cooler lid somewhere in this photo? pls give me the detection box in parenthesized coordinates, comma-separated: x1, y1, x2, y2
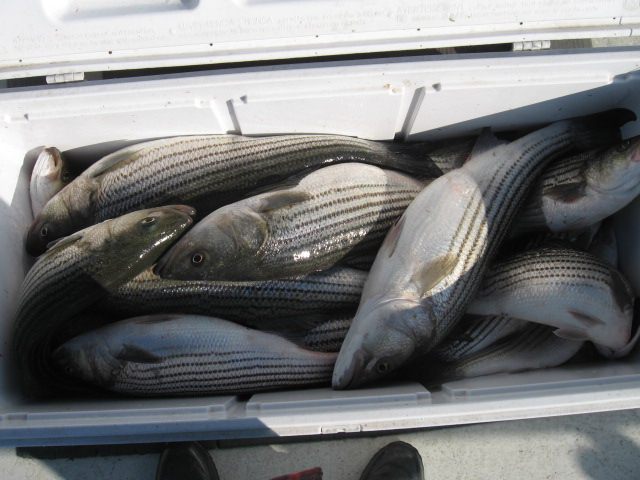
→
(1, 0, 639, 81)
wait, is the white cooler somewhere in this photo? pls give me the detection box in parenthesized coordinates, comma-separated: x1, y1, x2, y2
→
(0, 0, 640, 447)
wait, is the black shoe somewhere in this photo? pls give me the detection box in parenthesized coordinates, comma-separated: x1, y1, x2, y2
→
(359, 441, 424, 480)
(156, 442, 220, 480)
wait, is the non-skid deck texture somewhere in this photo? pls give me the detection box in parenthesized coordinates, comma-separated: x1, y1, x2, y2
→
(3, 408, 640, 479)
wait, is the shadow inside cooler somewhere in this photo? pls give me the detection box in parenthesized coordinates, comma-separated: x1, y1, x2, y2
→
(1, 50, 640, 445)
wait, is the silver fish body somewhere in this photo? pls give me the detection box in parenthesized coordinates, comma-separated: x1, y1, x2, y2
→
(514, 136, 640, 234)
(103, 267, 366, 326)
(54, 314, 337, 396)
(26, 135, 440, 255)
(431, 315, 529, 363)
(425, 137, 476, 174)
(13, 206, 194, 394)
(333, 112, 628, 389)
(438, 324, 584, 381)
(157, 163, 426, 281)
(30, 147, 74, 218)
(303, 316, 353, 352)
(467, 247, 634, 350)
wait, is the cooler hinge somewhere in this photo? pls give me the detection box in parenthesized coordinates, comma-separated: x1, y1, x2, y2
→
(512, 40, 551, 51)
(45, 72, 85, 84)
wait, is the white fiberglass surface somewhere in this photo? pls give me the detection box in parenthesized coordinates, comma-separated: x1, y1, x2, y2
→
(1, 0, 637, 80)
(0, 50, 639, 444)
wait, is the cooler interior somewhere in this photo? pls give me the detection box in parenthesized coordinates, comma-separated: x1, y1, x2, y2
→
(1, 48, 640, 446)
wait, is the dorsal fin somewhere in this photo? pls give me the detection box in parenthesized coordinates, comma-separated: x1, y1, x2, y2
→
(45, 232, 84, 252)
(87, 146, 144, 178)
(469, 128, 506, 158)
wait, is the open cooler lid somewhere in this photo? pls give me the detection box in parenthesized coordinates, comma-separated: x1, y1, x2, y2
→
(1, 0, 639, 81)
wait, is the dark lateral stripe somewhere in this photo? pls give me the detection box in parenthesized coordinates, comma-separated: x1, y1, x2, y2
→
(434, 128, 575, 343)
(98, 136, 394, 219)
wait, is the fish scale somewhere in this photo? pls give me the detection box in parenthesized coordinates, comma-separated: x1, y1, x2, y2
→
(260, 173, 423, 274)
(94, 135, 435, 221)
(436, 130, 593, 341)
(441, 323, 584, 380)
(28, 134, 441, 255)
(13, 206, 194, 395)
(512, 151, 594, 232)
(157, 162, 426, 280)
(102, 267, 365, 325)
(467, 247, 634, 350)
(303, 316, 353, 352)
(513, 137, 640, 234)
(334, 112, 629, 389)
(432, 315, 529, 362)
(476, 248, 616, 294)
(54, 315, 337, 396)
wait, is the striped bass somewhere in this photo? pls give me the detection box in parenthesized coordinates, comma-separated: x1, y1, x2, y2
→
(435, 324, 584, 381)
(467, 247, 634, 350)
(53, 314, 337, 396)
(102, 266, 366, 326)
(12, 206, 194, 394)
(431, 315, 529, 363)
(26, 135, 441, 255)
(514, 136, 640, 234)
(29, 147, 76, 218)
(157, 163, 426, 280)
(302, 316, 353, 352)
(333, 110, 631, 389)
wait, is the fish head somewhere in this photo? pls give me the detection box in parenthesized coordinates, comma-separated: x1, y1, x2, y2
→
(26, 176, 95, 256)
(86, 205, 195, 289)
(586, 136, 640, 196)
(156, 205, 268, 280)
(33, 147, 64, 181)
(332, 298, 430, 389)
(53, 333, 121, 388)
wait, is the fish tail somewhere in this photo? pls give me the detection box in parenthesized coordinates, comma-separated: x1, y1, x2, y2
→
(383, 142, 446, 178)
(570, 108, 636, 151)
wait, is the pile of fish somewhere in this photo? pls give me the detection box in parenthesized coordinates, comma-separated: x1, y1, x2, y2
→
(14, 108, 640, 398)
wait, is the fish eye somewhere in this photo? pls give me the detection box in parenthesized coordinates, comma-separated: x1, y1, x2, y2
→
(376, 361, 390, 374)
(40, 226, 49, 238)
(617, 140, 631, 152)
(191, 253, 205, 265)
(141, 217, 156, 226)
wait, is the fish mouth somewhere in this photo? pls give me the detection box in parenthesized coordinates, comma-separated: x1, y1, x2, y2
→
(332, 350, 365, 390)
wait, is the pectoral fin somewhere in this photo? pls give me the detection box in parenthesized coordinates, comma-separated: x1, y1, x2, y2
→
(414, 253, 458, 295)
(554, 328, 589, 342)
(256, 190, 311, 213)
(117, 345, 163, 364)
(544, 182, 586, 204)
(569, 310, 605, 327)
